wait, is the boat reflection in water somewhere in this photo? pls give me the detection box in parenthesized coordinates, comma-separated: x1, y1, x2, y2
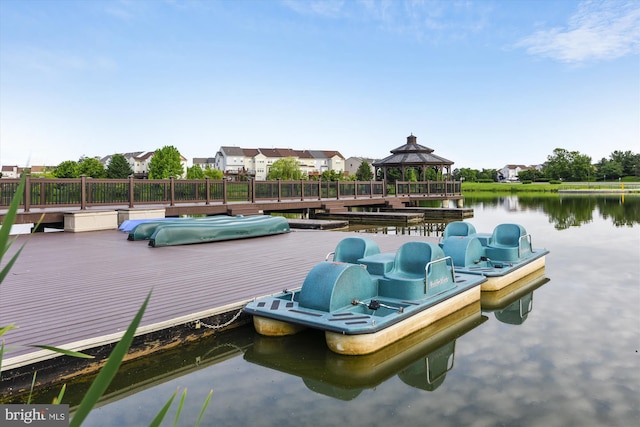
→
(480, 267, 550, 325)
(244, 302, 487, 400)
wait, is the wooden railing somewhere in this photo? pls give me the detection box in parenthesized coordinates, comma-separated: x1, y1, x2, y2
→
(0, 176, 461, 211)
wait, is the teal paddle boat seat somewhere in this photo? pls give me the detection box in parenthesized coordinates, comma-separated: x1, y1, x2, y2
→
(485, 224, 532, 262)
(325, 237, 381, 264)
(379, 242, 455, 300)
(298, 262, 377, 312)
(442, 221, 477, 239)
(441, 236, 485, 268)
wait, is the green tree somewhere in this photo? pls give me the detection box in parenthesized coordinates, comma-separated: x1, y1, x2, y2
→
(405, 168, 418, 182)
(570, 153, 594, 181)
(609, 150, 640, 177)
(596, 158, 623, 180)
(320, 169, 347, 181)
(544, 148, 571, 180)
(148, 146, 184, 179)
(478, 168, 499, 181)
(544, 148, 594, 181)
(517, 168, 544, 181)
(186, 165, 205, 179)
(203, 166, 223, 179)
(106, 154, 134, 179)
(78, 157, 106, 178)
(267, 157, 304, 180)
(54, 160, 79, 178)
(454, 168, 478, 182)
(423, 167, 438, 180)
(355, 161, 374, 181)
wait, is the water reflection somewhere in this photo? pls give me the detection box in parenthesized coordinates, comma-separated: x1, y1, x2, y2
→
(244, 302, 486, 400)
(352, 195, 638, 235)
(463, 193, 639, 229)
(9, 328, 256, 407)
(481, 267, 550, 325)
(5, 194, 639, 427)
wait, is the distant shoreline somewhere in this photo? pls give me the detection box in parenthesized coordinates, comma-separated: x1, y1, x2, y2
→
(557, 189, 635, 194)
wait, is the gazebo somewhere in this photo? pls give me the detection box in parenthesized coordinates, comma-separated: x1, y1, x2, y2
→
(373, 134, 454, 183)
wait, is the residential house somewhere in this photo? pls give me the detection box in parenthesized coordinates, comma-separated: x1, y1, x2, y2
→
(345, 157, 377, 178)
(498, 164, 543, 182)
(214, 147, 345, 180)
(1, 165, 50, 178)
(192, 157, 216, 170)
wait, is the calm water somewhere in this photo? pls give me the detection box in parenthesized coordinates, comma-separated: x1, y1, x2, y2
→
(47, 195, 640, 426)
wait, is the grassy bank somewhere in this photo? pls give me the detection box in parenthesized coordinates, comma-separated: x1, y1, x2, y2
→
(462, 181, 639, 193)
(462, 182, 560, 192)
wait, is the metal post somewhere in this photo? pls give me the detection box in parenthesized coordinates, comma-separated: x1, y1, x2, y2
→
(169, 176, 175, 206)
(300, 179, 304, 201)
(23, 173, 31, 212)
(205, 177, 210, 205)
(128, 175, 135, 208)
(251, 178, 255, 203)
(223, 179, 228, 204)
(80, 175, 87, 210)
(277, 178, 282, 202)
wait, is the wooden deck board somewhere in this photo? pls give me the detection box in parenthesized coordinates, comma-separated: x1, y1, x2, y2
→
(1, 228, 430, 371)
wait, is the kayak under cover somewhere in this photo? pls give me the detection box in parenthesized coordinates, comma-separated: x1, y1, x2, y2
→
(148, 215, 290, 247)
(128, 215, 256, 241)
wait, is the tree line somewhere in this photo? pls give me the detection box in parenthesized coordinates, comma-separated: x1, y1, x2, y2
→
(454, 149, 639, 183)
(9, 146, 638, 182)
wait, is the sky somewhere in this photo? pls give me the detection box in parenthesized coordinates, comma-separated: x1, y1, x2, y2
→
(0, 0, 638, 171)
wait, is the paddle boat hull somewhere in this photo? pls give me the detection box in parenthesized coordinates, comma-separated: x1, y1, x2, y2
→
(244, 239, 487, 355)
(480, 266, 549, 311)
(244, 302, 487, 399)
(481, 266, 550, 325)
(440, 222, 549, 291)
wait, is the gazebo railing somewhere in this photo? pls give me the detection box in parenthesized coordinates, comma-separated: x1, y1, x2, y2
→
(395, 180, 461, 196)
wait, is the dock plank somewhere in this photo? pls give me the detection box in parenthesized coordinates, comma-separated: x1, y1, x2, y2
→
(0, 228, 430, 372)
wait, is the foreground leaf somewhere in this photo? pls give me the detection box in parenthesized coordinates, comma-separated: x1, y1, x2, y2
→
(0, 174, 24, 261)
(0, 324, 17, 338)
(149, 389, 177, 427)
(70, 290, 151, 427)
(53, 384, 67, 405)
(27, 371, 37, 404)
(30, 345, 94, 359)
(195, 390, 214, 427)
(173, 388, 187, 427)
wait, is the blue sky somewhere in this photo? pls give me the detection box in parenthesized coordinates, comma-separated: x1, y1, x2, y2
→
(1, 0, 638, 170)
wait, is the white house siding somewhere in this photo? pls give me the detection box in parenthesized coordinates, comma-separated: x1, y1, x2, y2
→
(211, 147, 345, 180)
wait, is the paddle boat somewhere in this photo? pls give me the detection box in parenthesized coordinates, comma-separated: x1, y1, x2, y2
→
(244, 302, 487, 399)
(439, 221, 549, 291)
(244, 237, 487, 355)
(126, 215, 290, 246)
(481, 266, 550, 325)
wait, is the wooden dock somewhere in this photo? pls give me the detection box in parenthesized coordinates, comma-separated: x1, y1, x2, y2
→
(383, 207, 475, 220)
(313, 211, 425, 224)
(0, 227, 430, 394)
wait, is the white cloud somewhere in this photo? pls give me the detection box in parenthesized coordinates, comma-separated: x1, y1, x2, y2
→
(281, 0, 491, 42)
(280, 0, 347, 18)
(516, 0, 640, 63)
